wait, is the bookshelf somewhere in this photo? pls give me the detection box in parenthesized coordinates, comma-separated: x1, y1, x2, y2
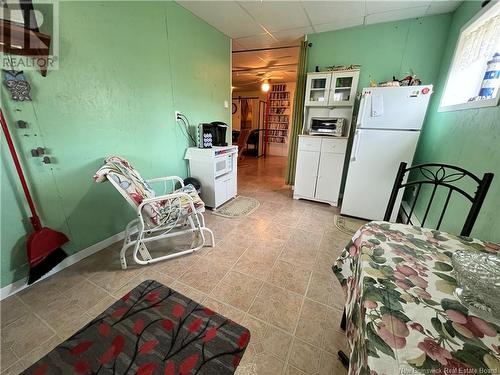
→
(266, 84, 290, 145)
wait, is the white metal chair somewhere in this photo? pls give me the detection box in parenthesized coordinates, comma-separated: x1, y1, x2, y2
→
(94, 156, 214, 269)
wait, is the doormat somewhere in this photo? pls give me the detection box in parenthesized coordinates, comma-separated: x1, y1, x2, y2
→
(213, 196, 260, 218)
(334, 215, 367, 235)
(22, 280, 250, 375)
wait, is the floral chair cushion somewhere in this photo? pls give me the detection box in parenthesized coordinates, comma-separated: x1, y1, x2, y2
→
(94, 156, 204, 226)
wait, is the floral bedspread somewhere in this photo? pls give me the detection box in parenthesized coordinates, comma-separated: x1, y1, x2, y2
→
(333, 221, 500, 375)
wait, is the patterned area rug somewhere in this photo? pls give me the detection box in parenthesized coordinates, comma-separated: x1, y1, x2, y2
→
(334, 214, 368, 235)
(22, 280, 250, 375)
(213, 196, 260, 218)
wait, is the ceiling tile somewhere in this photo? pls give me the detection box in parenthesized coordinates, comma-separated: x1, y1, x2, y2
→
(313, 16, 364, 33)
(234, 33, 279, 50)
(301, 1, 365, 25)
(232, 39, 245, 52)
(177, 1, 263, 38)
(238, 1, 311, 32)
(272, 26, 312, 44)
(425, 1, 461, 15)
(366, 1, 430, 15)
(365, 5, 428, 25)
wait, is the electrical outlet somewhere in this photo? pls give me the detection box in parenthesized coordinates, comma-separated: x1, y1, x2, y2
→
(175, 111, 181, 121)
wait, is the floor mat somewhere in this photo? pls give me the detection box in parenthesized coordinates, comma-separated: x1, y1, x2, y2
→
(213, 196, 260, 218)
(334, 214, 367, 235)
(22, 280, 250, 375)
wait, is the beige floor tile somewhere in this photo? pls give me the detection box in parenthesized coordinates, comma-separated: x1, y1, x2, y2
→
(234, 249, 278, 281)
(201, 241, 248, 268)
(313, 250, 337, 275)
(109, 267, 175, 298)
(288, 338, 322, 374)
(295, 298, 329, 348)
(284, 365, 307, 375)
(235, 352, 285, 375)
(1, 313, 54, 358)
(202, 297, 246, 324)
(0, 360, 25, 375)
(279, 245, 318, 271)
(248, 283, 302, 333)
(18, 335, 62, 373)
(86, 295, 118, 319)
(64, 279, 110, 310)
(319, 349, 348, 375)
(266, 260, 311, 295)
(242, 315, 292, 361)
(1, 295, 30, 328)
(143, 253, 201, 279)
(89, 266, 145, 294)
(306, 272, 345, 310)
(0, 344, 18, 371)
(170, 280, 207, 304)
(17, 277, 65, 310)
(178, 257, 230, 294)
(210, 271, 263, 311)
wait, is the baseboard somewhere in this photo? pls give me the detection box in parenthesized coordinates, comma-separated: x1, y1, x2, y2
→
(0, 231, 125, 301)
(400, 201, 421, 227)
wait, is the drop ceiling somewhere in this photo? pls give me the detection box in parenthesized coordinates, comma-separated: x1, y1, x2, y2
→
(177, 1, 462, 51)
(177, 0, 461, 91)
(232, 46, 300, 91)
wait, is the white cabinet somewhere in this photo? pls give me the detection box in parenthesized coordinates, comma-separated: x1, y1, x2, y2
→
(305, 73, 332, 106)
(294, 150, 320, 198)
(304, 70, 359, 107)
(315, 152, 344, 202)
(329, 71, 359, 107)
(185, 146, 238, 209)
(293, 136, 346, 206)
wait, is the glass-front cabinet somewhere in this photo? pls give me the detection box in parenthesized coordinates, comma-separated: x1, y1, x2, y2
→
(305, 70, 359, 107)
(329, 71, 359, 106)
(304, 73, 332, 106)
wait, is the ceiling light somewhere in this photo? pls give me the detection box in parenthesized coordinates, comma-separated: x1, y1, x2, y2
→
(261, 80, 270, 92)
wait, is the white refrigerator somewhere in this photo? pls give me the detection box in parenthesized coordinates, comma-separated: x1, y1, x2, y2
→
(341, 85, 433, 221)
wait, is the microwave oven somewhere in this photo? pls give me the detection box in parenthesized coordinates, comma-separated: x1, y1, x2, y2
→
(309, 117, 345, 136)
(215, 152, 234, 177)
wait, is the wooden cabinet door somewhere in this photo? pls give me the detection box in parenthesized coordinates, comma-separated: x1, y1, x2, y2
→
(315, 152, 344, 204)
(294, 150, 320, 198)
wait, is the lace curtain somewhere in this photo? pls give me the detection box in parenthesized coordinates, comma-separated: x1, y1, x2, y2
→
(458, 13, 500, 70)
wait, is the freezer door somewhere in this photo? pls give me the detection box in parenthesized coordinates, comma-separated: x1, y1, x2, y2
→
(341, 129, 420, 221)
(358, 86, 432, 130)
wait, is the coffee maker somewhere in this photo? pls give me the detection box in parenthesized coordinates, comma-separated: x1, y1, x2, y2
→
(198, 122, 228, 148)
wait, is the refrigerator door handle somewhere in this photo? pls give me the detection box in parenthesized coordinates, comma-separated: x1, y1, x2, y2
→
(356, 95, 367, 127)
(351, 130, 361, 162)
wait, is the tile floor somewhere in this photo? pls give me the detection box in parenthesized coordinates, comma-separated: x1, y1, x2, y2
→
(0, 156, 352, 375)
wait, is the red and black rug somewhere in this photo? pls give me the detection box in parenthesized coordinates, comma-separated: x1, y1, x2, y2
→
(22, 280, 250, 375)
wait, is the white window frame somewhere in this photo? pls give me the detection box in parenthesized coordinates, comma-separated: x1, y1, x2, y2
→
(439, 1, 500, 112)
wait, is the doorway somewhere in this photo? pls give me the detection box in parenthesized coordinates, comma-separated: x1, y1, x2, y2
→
(231, 45, 300, 178)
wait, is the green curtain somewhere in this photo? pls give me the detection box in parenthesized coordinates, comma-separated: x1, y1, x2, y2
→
(285, 41, 309, 185)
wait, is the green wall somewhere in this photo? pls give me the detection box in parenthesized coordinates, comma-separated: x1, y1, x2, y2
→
(307, 13, 452, 88)
(413, 1, 500, 243)
(0, 1, 230, 287)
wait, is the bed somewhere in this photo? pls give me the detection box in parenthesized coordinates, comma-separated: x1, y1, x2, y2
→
(333, 221, 500, 375)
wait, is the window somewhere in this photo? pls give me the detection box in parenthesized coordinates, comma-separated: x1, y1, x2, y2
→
(439, 1, 500, 112)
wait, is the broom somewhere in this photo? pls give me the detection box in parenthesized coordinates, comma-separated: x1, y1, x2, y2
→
(1, 110, 69, 284)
